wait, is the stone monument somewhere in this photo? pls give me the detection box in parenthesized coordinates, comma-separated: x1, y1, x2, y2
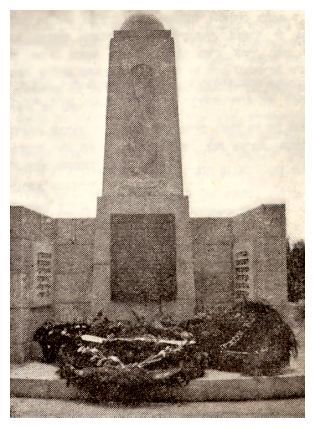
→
(93, 14, 196, 318)
(10, 14, 288, 363)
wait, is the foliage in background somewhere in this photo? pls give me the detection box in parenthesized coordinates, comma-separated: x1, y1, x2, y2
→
(287, 239, 305, 302)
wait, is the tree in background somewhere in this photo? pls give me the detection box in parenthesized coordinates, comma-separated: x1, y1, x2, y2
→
(287, 239, 305, 302)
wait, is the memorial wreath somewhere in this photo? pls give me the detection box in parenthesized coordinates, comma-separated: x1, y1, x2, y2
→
(34, 301, 298, 402)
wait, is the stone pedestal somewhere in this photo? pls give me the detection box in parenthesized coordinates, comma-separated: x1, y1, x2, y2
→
(92, 15, 196, 320)
(92, 195, 196, 320)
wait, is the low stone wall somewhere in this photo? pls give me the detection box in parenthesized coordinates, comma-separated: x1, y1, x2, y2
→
(11, 363, 305, 402)
(10, 203, 290, 363)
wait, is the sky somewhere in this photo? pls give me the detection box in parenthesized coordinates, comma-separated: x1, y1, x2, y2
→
(10, 10, 304, 241)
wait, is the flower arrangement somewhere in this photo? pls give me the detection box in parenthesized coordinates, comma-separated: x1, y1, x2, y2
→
(33, 301, 298, 402)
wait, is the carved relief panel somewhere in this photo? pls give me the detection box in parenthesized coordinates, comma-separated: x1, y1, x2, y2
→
(125, 64, 158, 178)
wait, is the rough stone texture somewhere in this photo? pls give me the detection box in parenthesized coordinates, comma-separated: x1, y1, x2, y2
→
(233, 204, 287, 305)
(11, 308, 31, 362)
(53, 302, 92, 324)
(10, 207, 56, 363)
(54, 272, 93, 304)
(10, 273, 30, 309)
(10, 362, 304, 402)
(53, 220, 95, 322)
(11, 203, 287, 361)
(55, 218, 95, 245)
(55, 244, 94, 273)
(110, 214, 177, 303)
(93, 195, 196, 320)
(192, 218, 233, 310)
(190, 204, 287, 310)
(10, 16, 289, 363)
(92, 21, 196, 319)
(102, 27, 183, 196)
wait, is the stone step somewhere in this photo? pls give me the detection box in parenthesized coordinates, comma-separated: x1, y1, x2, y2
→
(11, 362, 305, 402)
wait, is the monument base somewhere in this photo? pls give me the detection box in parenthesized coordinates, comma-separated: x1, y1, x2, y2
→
(10, 362, 305, 402)
(92, 194, 196, 320)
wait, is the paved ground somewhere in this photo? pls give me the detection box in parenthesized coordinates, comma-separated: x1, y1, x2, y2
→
(10, 397, 305, 418)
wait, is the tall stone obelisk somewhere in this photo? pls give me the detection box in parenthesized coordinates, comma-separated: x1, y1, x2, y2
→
(92, 14, 196, 319)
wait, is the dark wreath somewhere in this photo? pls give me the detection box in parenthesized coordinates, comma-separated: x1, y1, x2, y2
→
(58, 334, 205, 402)
(33, 301, 298, 402)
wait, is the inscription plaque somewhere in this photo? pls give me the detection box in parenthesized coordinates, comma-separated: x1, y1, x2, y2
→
(110, 214, 177, 302)
(233, 246, 254, 299)
(31, 244, 53, 307)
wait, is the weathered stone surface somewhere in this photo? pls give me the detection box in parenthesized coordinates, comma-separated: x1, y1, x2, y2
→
(192, 218, 233, 309)
(102, 24, 183, 196)
(40, 216, 56, 240)
(10, 238, 33, 274)
(10, 206, 23, 238)
(254, 236, 288, 303)
(11, 308, 31, 363)
(53, 302, 91, 323)
(10, 362, 305, 401)
(55, 218, 95, 244)
(232, 205, 287, 304)
(192, 218, 233, 244)
(55, 243, 93, 273)
(10, 206, 56, 361)
(55, 272, 92, 303)
(74, 218, 95, 244)
(92, 18, 199, 318)
(10, 273, 30, 308)
(55, 219, 74, 244)
(110, 213, 177, 302)
(11, 308, 30, 346)
(93, 194, 196, 319)
(12, 207, 57, 241)
(233, 204, 286, 239)
(10, 14, 289, 363)
(20, 208, 48, 240)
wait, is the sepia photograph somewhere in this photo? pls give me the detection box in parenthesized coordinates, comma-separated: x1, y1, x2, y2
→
(9, 8, 305, 418)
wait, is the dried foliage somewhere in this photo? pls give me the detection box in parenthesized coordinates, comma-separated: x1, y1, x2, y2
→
(182, 301, 298, 376)
(33, 301, 297, 402)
